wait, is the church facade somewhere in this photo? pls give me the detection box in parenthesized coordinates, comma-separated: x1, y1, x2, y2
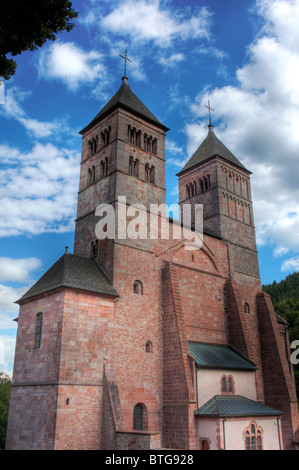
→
(5, 75, 299, 450)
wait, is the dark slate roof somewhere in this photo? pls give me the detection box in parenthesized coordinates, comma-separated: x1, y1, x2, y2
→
(195, 395, 283, 418)
(80, 77, 169, 134)
(17, 253, 118, 303)
(189, 342, 257, 370)
(177, 127, 250, 176)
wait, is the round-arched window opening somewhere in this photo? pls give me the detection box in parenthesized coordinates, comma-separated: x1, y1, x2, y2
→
(134, 280, 143, 295)
(133, 403, 148, 431)
(146, 341, 153, 353)
(244, 303, 250, 314)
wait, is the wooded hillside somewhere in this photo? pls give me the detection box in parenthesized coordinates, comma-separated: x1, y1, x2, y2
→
(263, 272, 299, 400)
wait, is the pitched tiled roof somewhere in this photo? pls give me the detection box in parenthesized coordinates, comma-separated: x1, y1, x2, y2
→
(17, 253, 118, 303)
(80, 77, 169, 134)
(177, 127, 250, 176)
(189, 342, 257, 370)
(195, 395, 283, 418)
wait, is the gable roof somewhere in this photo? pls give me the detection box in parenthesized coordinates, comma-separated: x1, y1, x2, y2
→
(177, 127, 250, 176)
(80, 77, 169, 134)
(195, 395, 283, 418)
(17, 253, 118, 303)
(189, 342, 257, 370)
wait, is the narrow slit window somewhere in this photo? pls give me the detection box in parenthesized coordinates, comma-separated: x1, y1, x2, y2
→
(244, 303, 250, 314)
(35, 313, 43, 349)
(221, 376, 227, 393)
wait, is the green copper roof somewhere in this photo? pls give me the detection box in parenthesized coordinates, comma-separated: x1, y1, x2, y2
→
(80, 77, 169, 134)
(195, 395, 283, 418)
(177, 127, 250, 176)
(189, 342, 257, 370)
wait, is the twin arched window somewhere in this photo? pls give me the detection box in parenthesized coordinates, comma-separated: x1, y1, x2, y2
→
(221, 375, 234, 394)
(129, 156, 139, 177)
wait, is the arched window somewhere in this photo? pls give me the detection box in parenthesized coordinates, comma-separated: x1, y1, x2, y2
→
(221, 376, 227, 393)
(136, 130, 142, 148)
(129, 156, 134, 175)
(150, 166, 155, 184)
(146, 341, 153, 353)
(200, 179, 204, 192)
(90, 136, 98, 155)
(34, 313, 43, 349)
(134, 159, 139, 178)
(133, 403, 148, 431)
(228, 376, 234, 393)
(244, 422, 263, 450)
(244, 303, 250, 314)
(134, 280, 143, 295)
(89, 165, 95, 184)
(145, 163, 150, 182)
(100, 157, 108, 178)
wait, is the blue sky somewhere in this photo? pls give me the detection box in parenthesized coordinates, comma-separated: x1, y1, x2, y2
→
(1, 0, 299, 375)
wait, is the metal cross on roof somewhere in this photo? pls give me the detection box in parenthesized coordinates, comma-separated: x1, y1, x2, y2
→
(205, 100, 214, 126)
(119, 49, 132, 78)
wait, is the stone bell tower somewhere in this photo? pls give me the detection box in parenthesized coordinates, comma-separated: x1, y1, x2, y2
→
(177, 122, 259, 280)
(74, 73, 169, 278)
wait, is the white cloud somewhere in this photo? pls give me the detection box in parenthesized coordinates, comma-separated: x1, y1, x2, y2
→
(158, 53, 185, 68)
(0, 87, 60, 138)
(0, 257, 42, 339)
(0, 334, 17, 376)
(0, 258, 41, 283)
(37, 42, 106, 90)
(0, 142, 80, 237)
(0, 284, 29, 321)
(282, 256, 299, 273)
(166, 139, 184, 155)
(185, 0, 299, 264)
(196, 45, 228, 60)
(93, 0, 212, 47)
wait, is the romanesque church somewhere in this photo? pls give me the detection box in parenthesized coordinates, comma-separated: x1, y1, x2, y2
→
(5, 73, 299, 450)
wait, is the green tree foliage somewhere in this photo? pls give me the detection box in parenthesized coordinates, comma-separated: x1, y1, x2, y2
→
(0, 372, 12, 450)
(0, 0, 78, 80)
(263, 272, 299, 401)
(263, 272, 299, 305)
